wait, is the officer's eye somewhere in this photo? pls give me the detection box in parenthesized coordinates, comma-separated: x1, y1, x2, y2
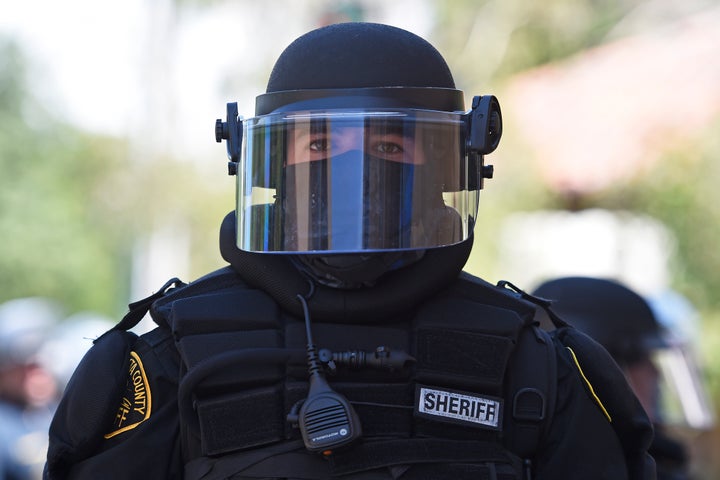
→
(373, 142, 404, 155)
(309, 138, 329, 152)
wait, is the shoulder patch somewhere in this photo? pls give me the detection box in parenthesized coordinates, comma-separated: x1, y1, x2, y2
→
(104, 351, 153, 438)
(415, 384, 503, 430)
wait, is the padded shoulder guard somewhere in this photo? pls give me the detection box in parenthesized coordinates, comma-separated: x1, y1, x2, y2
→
(46, 326, 184, 479)
(552, 326, 657, 479)
(45, 329, 138, 478)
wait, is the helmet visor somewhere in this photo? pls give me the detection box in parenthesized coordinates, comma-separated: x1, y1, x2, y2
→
(236, 109, 477, 253)
(653, 341, 715, 430)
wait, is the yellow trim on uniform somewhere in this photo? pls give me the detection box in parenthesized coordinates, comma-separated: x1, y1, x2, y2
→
(566, 346, 612, 423)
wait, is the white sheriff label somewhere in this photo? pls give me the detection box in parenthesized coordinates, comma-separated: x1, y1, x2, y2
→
(415, 385, 502, 430)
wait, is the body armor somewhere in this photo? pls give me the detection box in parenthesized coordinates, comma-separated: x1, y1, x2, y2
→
(134, 266, 555, 479)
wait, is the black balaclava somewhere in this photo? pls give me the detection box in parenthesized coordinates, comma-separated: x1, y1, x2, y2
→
(264, 22, 458, 288)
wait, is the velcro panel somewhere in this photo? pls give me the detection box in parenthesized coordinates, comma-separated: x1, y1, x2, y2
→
(285, 321, 412, 351)
(335, 383, 415, 437)
(415, 328, 514, 391)
(197, 386, 285, 456)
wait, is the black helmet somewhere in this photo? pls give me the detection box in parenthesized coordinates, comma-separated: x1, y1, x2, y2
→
(216, 22, 502, 255)
(532, 276, 666, 365)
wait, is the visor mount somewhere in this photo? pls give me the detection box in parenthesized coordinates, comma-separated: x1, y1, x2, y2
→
(469, 95, 502, 155)
(215, 102, 243, 176)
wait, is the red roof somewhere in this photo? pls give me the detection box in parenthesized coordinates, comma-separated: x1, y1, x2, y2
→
(503, 8, 720, 193)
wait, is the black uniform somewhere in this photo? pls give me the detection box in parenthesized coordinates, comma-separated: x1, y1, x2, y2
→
(44, 214, 656, 480)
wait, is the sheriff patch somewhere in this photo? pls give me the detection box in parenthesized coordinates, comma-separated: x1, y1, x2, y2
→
(104, 351, 152, 439)
(415, 384, 502, 430)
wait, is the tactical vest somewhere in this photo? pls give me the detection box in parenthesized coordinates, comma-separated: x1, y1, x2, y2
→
(128, 267, 556, 480)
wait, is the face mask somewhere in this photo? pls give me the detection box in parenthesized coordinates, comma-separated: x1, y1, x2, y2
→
(293, 250, 426, 289)
(283, 151, 423, 252)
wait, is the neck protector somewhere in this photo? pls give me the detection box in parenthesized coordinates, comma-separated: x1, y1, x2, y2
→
(292, 250, 426, 289)
(219, 211, 472, 322)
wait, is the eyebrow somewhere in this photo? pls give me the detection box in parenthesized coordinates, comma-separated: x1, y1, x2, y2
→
(366, 120, 407, 136)
(301, 119, 410, 137)
(309, 119, 328, 135)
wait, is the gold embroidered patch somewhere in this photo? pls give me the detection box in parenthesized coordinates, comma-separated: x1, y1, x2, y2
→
(104, 351, 152, 439)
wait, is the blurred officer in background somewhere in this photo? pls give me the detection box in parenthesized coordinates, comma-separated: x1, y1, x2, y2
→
(45, 23, 655, 479)
(533, 276, 714, 480)
(37, 312, 116, 392)
(0, 298, 61, 480)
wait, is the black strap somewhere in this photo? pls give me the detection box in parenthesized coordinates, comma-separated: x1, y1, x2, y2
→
(506, 327, 556, 462)
(185, 438, 525, 480)
(497, 280, 569, 328)
(183, 440, 325, 480)
(109, 277, 186, 334)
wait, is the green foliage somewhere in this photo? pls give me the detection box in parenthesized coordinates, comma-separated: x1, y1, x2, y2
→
(0, 34, 234, 318)
(0, 37, 132, 315)
(434, 0, 720, 314)
(599, 119, 720, 310)
(432, 0, 636, 87)
(101, 153, 234, 280)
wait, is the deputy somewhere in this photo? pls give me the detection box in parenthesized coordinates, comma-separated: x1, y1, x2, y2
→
(45, 22, 656, 479)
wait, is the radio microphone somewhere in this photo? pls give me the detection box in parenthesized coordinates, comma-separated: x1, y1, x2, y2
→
(293, 292, 362, 454)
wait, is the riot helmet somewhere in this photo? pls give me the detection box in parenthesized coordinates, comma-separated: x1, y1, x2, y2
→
(0, 297, 62, 407)
(0, 297, 62, 368)
(532, 276, 665, 364)
(216, 23, 501, 257)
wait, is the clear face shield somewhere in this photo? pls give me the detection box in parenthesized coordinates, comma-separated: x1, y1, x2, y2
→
(216, 90, 501, 255)
(235, 109, 477, 253)
(651, 337, 715, 431)
(644, 291, 716, 433)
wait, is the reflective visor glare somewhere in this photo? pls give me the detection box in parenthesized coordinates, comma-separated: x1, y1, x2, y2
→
(236, 110, 478, 253)
(653, 346, 716, 430)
